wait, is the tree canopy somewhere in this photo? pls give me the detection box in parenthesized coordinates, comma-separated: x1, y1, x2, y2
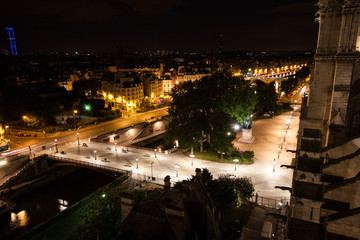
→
(280, 66, 310, 95)
(165, 71, 256, 153)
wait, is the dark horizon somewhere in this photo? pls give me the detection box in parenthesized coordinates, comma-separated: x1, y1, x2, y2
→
(1, 0, 318, 54)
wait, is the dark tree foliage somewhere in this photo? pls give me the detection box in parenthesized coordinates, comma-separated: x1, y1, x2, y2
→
(76, 186, 122, 240)
(186, 169, 254, 209)
(255, 81, 278, 114)
(79, 99, 106, 117)
(281, 66, 310, 95)
(165, 71, 256, 153)
(72, 79, 101, 100)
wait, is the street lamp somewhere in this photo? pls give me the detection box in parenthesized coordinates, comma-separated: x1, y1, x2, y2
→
(114, 142, 117, 151)
(5, 126, 9, 139)
(190, 154, 195, 166)
(54, 139, 58, 153)
(154, 149, 157, 158)
(136, 158, 138, 169)
(23, 116, 27, 127)
(233, 124, 240, 131)
(94, 150, 97, 160)
(151, 161, 154, 179)
(77, 132, 80, 145)
(273, 159, 276, 172)
(233, 159, 239, 171)
(174, 164, 180, 177)
(73, 110, 78, 119)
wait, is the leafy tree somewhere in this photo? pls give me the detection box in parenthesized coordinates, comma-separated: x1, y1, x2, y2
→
(76, 186, 122, 240)
(139, 98, 155, 111)
(72, 79, 101, 100)
(221, 76, 256, 126)
(255, 81, 278, 114)
(208, 178, 237, 209)
(281, 66, 310, 95)
(166, 71, 256, 154)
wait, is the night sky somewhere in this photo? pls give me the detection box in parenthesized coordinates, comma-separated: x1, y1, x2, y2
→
(1, 0, 318, 53)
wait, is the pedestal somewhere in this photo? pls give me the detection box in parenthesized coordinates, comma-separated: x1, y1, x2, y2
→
(238, 128, 255, 143)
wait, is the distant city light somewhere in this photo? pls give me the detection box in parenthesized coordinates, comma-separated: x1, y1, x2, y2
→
(233, 124, 240, 130)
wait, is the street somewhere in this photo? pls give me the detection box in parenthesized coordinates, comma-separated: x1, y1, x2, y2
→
(4, 108, 169, 156)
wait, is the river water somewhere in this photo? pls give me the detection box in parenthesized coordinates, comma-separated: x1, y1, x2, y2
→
(0, 168, 116, 240)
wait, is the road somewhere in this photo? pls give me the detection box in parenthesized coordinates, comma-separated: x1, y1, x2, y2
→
(3, 108, 169, 158)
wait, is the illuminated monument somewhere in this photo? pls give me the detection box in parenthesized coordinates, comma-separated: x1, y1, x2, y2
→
(287, 0, 360, 239)
(5, 27, 18, 55)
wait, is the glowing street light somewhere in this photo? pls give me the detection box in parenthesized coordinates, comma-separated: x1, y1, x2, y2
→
(273, 159, 276, 172)
(151, 161, 154, 179)
(174, 164, 180, 177)
(73, 110, 78, 119)
(5, 125, 9, 138)
(114, 142, 117, 151)
(190, 154, 195, 166)
(233, 124, 240, 131)
(154, 149, 157, 158)
(233, 159, 239, 171)
(76, 132, 80, 146)
(94, 150, 97, 160)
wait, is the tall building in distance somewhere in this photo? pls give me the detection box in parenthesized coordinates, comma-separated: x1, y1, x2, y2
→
(218, 34, 223, 55)
(288, 0, 360, 239)
(5, 27, 18, 55)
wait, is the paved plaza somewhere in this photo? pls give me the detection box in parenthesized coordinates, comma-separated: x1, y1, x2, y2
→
(48, 108, 299, 200)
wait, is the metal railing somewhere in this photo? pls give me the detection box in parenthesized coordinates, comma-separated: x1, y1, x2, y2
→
(46, 154, 132, 177)
(250, 194, 289, 210)
(131, 173, 164, 185)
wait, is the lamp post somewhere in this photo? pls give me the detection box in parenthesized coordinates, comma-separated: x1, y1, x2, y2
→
(136, 158, 138, 169)
(233, 159, 239, 171)
(94, 150, 97, 160)
(114, 142, 117, 151)
(23, 116, 27, 127)
(151, 161, 154, 179)
(174, 164, 180, 177)
(154, 149, 157, 158)
(273, 159, 276, 172)
(77, 132, 80, 146)
(54, 139, 58, 153)
(5, 126, 9, 139)
(73, 110, 78, 119)
(190, 154, 195, 166)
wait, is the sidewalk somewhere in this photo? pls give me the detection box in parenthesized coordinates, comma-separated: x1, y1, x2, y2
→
(233, 107, 299, 168)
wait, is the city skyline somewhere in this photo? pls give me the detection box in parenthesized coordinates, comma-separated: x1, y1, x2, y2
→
(1, 0, 318, 53)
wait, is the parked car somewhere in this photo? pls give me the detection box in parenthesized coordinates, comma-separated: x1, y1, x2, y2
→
(83, 143, 88, 147)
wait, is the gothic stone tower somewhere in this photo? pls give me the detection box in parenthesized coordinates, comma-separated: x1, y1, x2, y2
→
(288, 0, 360, 239)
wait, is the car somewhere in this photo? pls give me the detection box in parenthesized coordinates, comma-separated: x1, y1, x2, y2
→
(83, 143, 88, 147)
(60, 151, 66, 154)
(101, 158, 110, 162)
